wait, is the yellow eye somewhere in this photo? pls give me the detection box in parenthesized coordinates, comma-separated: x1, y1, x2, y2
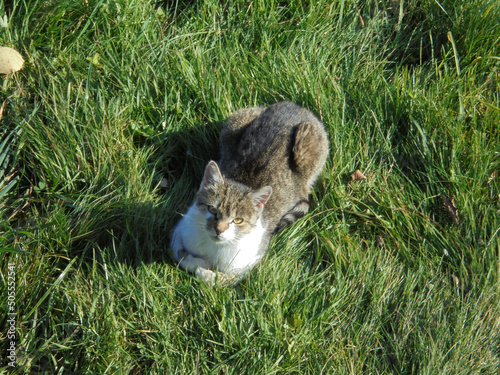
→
(208, 206, 217, 215)
(233, 218, 244, 225)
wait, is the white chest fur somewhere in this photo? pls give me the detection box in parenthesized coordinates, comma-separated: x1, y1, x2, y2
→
(170, 205, 266, 274)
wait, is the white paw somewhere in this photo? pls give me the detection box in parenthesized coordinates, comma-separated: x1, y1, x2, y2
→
(195, 268, 217, 286)
(195, 268, 238, 286)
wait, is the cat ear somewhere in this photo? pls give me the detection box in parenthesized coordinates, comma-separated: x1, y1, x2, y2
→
(199, 161, 223, 192)
(251, 186, 272, 211)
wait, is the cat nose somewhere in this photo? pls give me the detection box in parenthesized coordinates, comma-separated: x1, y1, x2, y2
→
(215, 223, 228, 236)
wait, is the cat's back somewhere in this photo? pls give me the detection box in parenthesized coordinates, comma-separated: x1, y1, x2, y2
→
(219, 101, 327, 188)
(231, 101, 320, 158)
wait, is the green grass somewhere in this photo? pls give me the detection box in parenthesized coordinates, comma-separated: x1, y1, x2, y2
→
(1, 0, 499, 373)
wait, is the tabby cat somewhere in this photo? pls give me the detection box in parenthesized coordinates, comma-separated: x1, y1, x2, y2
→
(170, 101, 329, 285)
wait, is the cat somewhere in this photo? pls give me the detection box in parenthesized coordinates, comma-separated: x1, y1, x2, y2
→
(169, 101, 329, 285)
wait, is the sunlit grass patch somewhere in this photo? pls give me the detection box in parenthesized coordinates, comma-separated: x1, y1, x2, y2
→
(1, 0, 499, 373)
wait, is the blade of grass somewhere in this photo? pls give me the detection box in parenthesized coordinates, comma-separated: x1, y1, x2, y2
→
(24, 257, 77, 320)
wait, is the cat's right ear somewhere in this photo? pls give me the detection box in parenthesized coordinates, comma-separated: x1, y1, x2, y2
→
(252, 186, 272, 212)
(199, 161, 224, 192)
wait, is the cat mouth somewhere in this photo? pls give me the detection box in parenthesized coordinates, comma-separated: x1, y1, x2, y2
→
(210, 234, 224, 242)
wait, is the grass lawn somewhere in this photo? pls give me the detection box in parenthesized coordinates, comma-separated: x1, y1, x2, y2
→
(1, 0, 499, 373)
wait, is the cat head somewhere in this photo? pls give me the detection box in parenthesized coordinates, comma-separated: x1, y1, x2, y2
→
(195, 161, 272, 242)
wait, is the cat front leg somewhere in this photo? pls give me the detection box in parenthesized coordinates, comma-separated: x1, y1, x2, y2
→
(179, 254, 233, 286)
(177, 252, 236, 286)
(170, 228, 214, 283)
(176, 250, 215, 283)
(170, 219, 232, 286)
(197, 268, 238, 286)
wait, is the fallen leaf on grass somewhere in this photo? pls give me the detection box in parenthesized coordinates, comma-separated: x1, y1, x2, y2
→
(441, 195, 459, 227)
(351, 169, 367, 181)
(0, 46, 24, 74)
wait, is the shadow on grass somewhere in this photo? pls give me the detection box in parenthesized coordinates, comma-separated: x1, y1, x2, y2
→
(69, 120, 221, 270)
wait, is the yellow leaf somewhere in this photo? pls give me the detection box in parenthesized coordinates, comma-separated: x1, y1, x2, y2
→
(0, 46, 24, 74)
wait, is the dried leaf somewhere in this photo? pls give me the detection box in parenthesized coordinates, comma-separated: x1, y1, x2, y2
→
(0, 46, 24, 74)
(442, 195, 459, 227)
(351, 169, 367, 181)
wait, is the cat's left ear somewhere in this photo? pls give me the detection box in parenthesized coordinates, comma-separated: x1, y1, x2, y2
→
(252, 186, 272, 212)
(199, 161, 224, 192)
